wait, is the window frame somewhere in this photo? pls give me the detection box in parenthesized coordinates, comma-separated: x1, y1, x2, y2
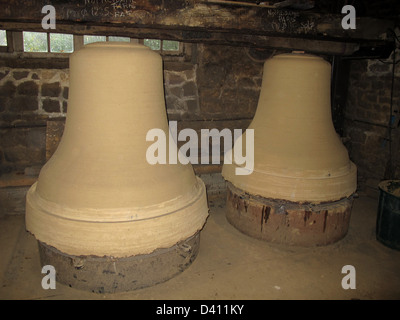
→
(0, 30, 183, 58)
(21, 31, 75, 55)
(139, 38, 182, 56)
(83, 35, 132, 45)
(0, 30, 11, 53)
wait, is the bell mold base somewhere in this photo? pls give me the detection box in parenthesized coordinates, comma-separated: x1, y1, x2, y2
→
(37, 232, 200, 293)
(225, 182, 354, 246)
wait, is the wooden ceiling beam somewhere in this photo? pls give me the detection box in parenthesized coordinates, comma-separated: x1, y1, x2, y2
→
(0, 0, 394, 55)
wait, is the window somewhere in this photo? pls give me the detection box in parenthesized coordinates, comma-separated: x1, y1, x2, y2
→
(144, 39, 180, 54)
(0, 30, 7, 46)
(109, 36, 130, 42)
(23, 31, 73, 53)
(50, 33, 74, 53)
(83, 35, 130, 45)
(82, 36, 180, 54)
(162, 40, 180, 52)
(83, 35, 106, 45)
(23, 31, 48, 52)
(144, 39, 161, 50)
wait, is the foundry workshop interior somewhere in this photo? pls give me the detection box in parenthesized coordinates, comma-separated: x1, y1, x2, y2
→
(0, 0, 400, 300)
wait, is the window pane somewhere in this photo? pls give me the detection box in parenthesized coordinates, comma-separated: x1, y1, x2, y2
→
(84, 35, 106, 45)
(0, 30, 7, 46)
(162, 40, 179, 51)
(109, 36, 130, 42)
(23, 31, 48, 52)
(144, 39, 161, 50)
(50, 33, 74, 53)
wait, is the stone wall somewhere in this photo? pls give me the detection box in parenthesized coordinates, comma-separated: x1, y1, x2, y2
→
(196, 44, 263, 121)
(0, 68, 69, 174)
(344, 54, 400, 196)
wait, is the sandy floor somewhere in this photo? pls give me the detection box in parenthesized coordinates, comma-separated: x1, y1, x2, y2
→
(0, 195, 399, 300)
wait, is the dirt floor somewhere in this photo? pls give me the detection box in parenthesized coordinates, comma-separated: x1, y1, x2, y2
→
(0, 194, 400, 300)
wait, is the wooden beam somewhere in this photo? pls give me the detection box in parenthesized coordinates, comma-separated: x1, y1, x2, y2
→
(0, 21, 360, 55)
(0, 0, 393, 55)
(0, 0, 392, 40)
(207, 0, 315, 10)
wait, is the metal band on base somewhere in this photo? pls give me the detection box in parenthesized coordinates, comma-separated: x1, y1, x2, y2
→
(225, 182, 354, 246)
(38, 232, 200, 293)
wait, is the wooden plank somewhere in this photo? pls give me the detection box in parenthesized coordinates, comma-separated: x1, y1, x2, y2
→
(0, 21, 360, 55)
(0, 0, 392, 45)
(208, 0, 315, 10)
(0, 172, 37, 187)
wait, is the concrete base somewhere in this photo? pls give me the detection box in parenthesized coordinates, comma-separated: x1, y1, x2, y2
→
(38, 232, 200, 293)
(225, 183, 354, 246)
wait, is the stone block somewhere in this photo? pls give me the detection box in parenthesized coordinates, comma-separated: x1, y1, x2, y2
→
(167, 73, 185, 86)
(168, 86, 183, 98)
(42, 82, 61, 97)
(62, 101, 68, 113)
(42, 99, 60, 113)
(27, 127, 46, 151)
(182, 81, 197, 97)
(0, 70, 10, 81)
(10, 95, 38, 112)
(62, 86, 69, 99)
(166, 95, 186, 113)
(17, 81, 38, 96)
(197, 62, 226, 89)
(186, 99, 199, 113)
(164, 61, 193, 72)
(0, 81, 16, 97)
(0, 186, 30, 216)
(12, 71, 29, 80)
(41, 70, 59, 81)
(184, 69, 195, 81)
